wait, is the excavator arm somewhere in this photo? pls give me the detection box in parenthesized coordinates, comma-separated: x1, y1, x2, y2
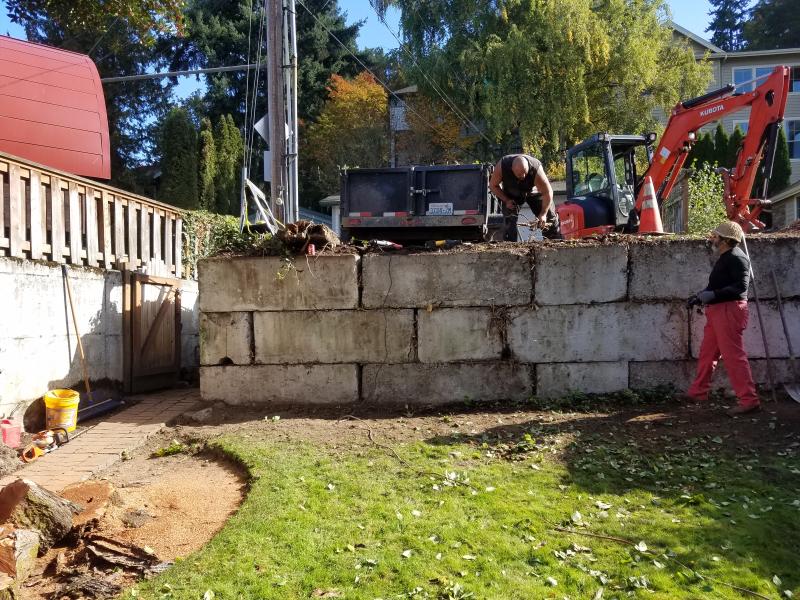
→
(638, 66, 790, 231)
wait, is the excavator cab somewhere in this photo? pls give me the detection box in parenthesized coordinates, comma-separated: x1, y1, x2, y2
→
(560, 133, 656, 238)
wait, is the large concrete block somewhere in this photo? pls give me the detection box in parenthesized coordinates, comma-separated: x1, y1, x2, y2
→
(509, 303, 688, 362)
(690, 300, 800, 358)
(534, 245, 627, 305)
(254, 310, 414, 364)
(630, 359, 799, 394)
(200, 312, 252, 365)
(201, 364, 358, 405)
(198, 255, 359, 312)
(629, 360, 696, 390)
(362, 252, 532, 308)
(536, 362, 628, 398)
(746, 237, 800, 299)
(418, 308, 503, 362)
(362, 363, 532, 404)
(629, 240, 715, 301)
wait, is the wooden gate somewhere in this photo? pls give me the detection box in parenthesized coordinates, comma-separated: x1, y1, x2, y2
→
(123, 272, 182, 393)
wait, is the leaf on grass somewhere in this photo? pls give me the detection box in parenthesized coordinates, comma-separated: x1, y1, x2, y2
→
(436, 553, 442, 560)
(634, 541, 648, 552)
(571, 511, 583, 525)
(593, 589, 604, 600)
(462, 555, 477, 560)
(311, 590, 342, 598)
(401, 549, 412, 558)
(327, 483, 335, 491)
(773, 575, 782, 586)
(546, 576, 558, 587)
(595, 501, 612, 510)
(202, 591, 214, 600)
(411, 510, 422, 517)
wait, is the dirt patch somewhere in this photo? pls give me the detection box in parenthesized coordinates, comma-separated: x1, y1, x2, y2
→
(171, 390, 800, 458)
(18, 445, 245, 600)
(0, 444, 21, 478)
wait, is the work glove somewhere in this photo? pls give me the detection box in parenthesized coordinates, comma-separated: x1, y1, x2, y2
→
(697, 290, 715, 304)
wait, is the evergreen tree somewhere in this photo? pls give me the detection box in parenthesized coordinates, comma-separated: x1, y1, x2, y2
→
(687, 132, 716, 169)
(743, 0, 800, 50)
(198, 118, 217, 211)
(159, 108, 199, 209)
(214, 115, 244, 215)
(713, 123, 730, 166)
(770, 127, 792, 194)
(706, 0, 748, 51)
(727, 125, 745, 169)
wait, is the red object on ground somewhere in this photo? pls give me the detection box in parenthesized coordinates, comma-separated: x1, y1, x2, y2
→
(0, 419, 21, 448)
(688, 300, 760, 408)
(0, 37, 111, 179)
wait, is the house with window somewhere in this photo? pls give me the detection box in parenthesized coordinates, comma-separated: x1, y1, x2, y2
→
(769, 180, 800, 229)
(671, 22, 800, 184)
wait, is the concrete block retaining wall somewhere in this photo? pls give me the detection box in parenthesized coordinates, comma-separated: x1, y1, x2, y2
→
(198, 236, 800, 406)
(0, 258, 199, 420)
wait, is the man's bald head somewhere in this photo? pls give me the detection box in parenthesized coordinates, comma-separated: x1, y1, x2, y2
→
(512, 156, 529, 180)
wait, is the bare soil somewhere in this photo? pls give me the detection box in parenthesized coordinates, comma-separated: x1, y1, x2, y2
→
(174, 393, 800, 458)
(18, 438, 245, 600)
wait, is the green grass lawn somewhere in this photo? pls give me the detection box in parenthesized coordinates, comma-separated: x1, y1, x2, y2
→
(129, 410, 799, 599)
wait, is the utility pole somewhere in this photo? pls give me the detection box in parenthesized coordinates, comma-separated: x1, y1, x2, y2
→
(284, 0, 299, 223)
(266, 0, 285, 221)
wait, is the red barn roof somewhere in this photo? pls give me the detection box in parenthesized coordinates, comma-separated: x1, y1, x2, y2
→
(0, 37, 110, 179)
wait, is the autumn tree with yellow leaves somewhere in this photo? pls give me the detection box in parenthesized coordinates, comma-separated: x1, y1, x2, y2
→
(303, 72, 389, 196)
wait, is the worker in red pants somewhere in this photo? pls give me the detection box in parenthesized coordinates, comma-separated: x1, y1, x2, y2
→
(686, 221, 760, 416)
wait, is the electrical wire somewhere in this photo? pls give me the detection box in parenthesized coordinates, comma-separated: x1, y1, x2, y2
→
(242, 0, 256, 175)
(246, 6, 267, 176)
(366, 0, 494, 148)
(295, 0, 445, 141)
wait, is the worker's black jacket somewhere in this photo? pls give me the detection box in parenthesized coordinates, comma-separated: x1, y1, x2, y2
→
(706, 246, 750, 303)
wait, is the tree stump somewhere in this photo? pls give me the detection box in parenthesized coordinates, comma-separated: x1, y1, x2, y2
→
(0, 479, 79, 554)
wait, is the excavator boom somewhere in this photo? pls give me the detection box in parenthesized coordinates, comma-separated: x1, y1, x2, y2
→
(640, 65, 790, 230)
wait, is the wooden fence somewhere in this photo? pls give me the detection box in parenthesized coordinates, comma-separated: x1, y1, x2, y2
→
(0, 151, 183, 276)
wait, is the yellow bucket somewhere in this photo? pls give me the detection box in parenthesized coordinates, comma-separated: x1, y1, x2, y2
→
(44, 389, 80, 432)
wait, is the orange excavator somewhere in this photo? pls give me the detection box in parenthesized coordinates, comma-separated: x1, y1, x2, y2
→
(557, 66, 791, 238)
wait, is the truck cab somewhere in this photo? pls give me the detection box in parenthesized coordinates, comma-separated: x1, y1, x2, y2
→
(559, 133, 656, 238)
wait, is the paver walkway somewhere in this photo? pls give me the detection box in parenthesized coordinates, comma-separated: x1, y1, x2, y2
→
(0, 388, 200, 492)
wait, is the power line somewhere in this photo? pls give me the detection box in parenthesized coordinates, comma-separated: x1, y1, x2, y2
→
(100, 63, 265, 83)
(366, 0, 494, 148)
(295, 0, 445, 142)
(243, 0, 256, 175)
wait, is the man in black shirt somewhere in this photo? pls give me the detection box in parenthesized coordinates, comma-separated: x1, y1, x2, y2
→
(687, 221, 760, 416)
(489, 154, 562, 241)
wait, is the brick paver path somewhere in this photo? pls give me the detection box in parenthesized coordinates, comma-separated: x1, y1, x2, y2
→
(0, 388, 200, 492)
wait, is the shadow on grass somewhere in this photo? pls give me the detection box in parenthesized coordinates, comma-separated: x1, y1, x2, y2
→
(422, 397, 800, 592)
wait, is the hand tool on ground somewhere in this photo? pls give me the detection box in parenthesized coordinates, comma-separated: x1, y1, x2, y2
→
(771, 269, 800, 403)
(20, 427, 70, 463)
(741, 238, 777, 402)
(425, 239, 465, 250)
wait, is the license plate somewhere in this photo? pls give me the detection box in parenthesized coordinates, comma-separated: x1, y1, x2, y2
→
(427, 202, 453, 216)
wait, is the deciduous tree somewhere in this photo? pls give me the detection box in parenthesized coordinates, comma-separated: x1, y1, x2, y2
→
(380, 0, 711, 164)
(303, 72, 388, 197)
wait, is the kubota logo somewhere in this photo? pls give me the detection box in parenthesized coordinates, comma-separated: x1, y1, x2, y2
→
(700, 104, 724, 117)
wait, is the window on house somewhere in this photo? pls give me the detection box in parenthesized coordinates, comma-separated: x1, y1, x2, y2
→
(787, 121, 800, 160)
(792, 66, 800, 93)
(733, 66, 774, 92)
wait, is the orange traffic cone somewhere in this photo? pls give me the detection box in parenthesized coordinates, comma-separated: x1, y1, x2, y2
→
(638, 176, 663, 234)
